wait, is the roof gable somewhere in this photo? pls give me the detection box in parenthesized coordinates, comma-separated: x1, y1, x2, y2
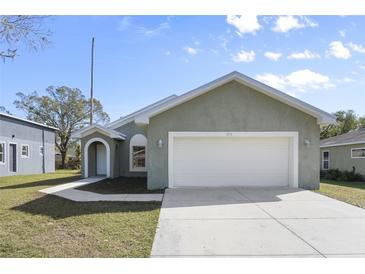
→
(71, 124, 126, 140)
(111, 71, 335, 126)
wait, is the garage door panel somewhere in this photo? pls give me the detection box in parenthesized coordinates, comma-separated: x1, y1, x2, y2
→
(174, 173, 289, 187)
(172, 136, 290, 187)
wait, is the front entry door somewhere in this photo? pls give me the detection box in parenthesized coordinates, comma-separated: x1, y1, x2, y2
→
(96, 144, 106, 176)
(9, 143, 17, 172)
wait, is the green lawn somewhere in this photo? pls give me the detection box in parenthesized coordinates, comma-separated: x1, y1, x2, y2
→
(0, 170, 161, 257)
(317, 179, 365, 209)
(78, 176, 164, 194)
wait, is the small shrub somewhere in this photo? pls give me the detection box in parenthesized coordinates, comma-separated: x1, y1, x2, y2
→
(339, 170, 364, 182)
(321, 168, 364, 182)
(321, 169, 341, 180)
(67, 159, 80, 170)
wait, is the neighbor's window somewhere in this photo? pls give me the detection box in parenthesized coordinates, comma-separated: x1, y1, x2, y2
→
(39, 146, 44, 156)
(21, 145, 29, 158)
(129, 134, 147, 171)
(132, 146, 146, 168)
(351, 147, 365, 158)
(322, 151, 330, 170)
(0, 142, 4, 164)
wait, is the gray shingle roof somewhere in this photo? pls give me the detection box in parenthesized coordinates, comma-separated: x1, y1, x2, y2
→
(320, 128, 365, 147)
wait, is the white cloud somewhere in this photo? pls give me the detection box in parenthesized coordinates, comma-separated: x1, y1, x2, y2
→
(218, 35, 229, 52)
(288, 49, 320, 59)
(164, 50, 171, 56)
(327, 41, 351, 59)
(339, 30, 346, 38)
(136, 22, 170, 36)
(226, 15, 262, 35)
(272, 16, 318, 33)
(341, 77, 355, 83)
(119, 17, 171, 37)
(302, 16, 318, 28)
(117, 16, 132, 31)
(184, 46, 198, 55)
(232, 50, 255, 63)
(256, 73, 287, 89)
(256, 69, 334, 94)
(286, 69, 333, 90)
(264, 51, 282, 61)
(182, 58, 189, 64)
(348, 42, 365, 53)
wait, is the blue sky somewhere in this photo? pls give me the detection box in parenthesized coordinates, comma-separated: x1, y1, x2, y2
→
(1, 15, 365, 122)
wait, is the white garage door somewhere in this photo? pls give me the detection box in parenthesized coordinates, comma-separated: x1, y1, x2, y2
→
(170, 135, 293, 188)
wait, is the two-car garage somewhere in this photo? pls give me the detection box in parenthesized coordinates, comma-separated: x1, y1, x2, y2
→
(168, 132, 298, 188)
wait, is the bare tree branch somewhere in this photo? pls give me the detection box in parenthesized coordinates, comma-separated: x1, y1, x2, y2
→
(0, 15, 51, 60)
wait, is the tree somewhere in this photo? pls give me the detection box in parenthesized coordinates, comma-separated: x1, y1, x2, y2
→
(0, 16, 51, 60)
(320, 110, 359, 139)
(359, 116, 365, 129)
(0, 105, 12, 114)
(14, 86, 110, 168)
(75, 143, 81, 169)
(338, 110, 358, 133)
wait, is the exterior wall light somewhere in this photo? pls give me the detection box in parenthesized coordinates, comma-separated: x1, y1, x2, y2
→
(157, 139, 163, 148)
(304, 139, 311, 147)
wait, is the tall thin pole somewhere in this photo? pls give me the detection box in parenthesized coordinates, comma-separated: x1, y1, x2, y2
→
(90, 37, 95, 125)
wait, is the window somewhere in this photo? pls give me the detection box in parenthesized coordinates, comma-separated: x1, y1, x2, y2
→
(39, 146, 44, 156)
(0, 142, 5, 164)
(132, 146, 146, 168)
(351, 147, 365, 158)
(130, 134, 147, 171)
(21, 144, 29, 158)
(322, 151, 330, 170)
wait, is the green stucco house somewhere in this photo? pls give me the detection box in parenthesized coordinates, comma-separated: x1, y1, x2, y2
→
(72, 71, 335, 190)
(320, 128, 365, 178)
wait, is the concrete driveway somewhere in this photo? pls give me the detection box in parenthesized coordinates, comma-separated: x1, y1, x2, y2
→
(151, 187, 365, 257)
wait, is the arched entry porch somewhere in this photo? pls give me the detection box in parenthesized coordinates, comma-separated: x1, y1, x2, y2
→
(84, 137, 111, 178)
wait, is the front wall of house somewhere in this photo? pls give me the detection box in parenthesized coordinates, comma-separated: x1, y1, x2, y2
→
(320, 143, 365, 176)
(114, 122, 147, 178)
(80, 132, 119, 178)
(147, 81, 320, 190)
(0, 116, 55, 177)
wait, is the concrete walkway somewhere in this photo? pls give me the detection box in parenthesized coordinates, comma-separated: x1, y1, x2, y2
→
(151, 187, 365, 257)
(39, 177, 163, 202)
(40, 177, 104, 194)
